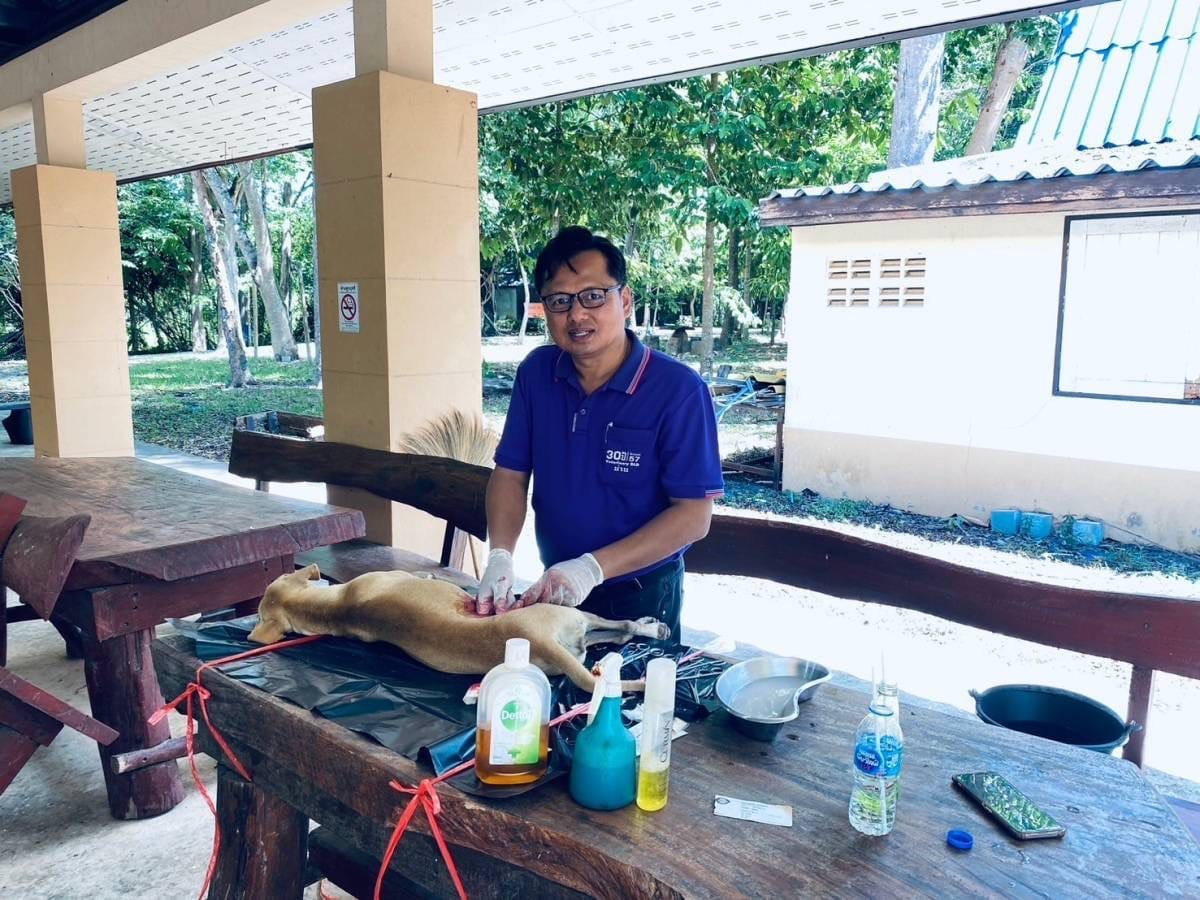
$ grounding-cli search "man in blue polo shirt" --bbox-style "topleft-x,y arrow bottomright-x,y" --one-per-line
473,226 -> 723,638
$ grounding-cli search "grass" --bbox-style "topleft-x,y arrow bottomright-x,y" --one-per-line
130,357 -> 323,460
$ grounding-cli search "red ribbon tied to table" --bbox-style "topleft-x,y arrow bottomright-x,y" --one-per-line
150,634 -> 325,900
152,632 -> 595,900
375,777 -> 467,900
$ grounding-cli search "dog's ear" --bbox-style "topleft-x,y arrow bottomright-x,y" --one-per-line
297,563 -> 321,581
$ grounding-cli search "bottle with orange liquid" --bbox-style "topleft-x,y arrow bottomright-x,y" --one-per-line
475,638 -> 551,785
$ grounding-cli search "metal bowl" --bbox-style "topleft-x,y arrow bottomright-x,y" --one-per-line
715,656 -> 832,741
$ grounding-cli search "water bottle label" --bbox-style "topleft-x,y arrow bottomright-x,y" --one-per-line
854,737 -> 902,777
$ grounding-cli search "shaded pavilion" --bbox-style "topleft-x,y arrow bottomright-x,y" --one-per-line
0,0 -> 1103,554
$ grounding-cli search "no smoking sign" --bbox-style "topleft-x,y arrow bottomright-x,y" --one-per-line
337,282 -> 360,333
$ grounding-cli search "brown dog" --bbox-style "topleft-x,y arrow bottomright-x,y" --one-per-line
248,564 -> 670,691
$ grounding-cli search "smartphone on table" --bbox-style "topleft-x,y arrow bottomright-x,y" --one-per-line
952,772 -> 1066,840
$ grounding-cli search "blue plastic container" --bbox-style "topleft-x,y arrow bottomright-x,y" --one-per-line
1021,512 -> 1054,541
989,509 -> 1022,536
1072,519 -> 1105,546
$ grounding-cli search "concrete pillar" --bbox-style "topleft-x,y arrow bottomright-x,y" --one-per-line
11,94 -> 133,457
313,1 -> 480,553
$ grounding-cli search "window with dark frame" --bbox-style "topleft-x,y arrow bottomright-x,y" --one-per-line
1056,212 -> 1200,404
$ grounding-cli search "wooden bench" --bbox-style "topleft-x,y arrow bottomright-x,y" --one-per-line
0,492 -> 116,796
1,667 -> 118,797
0,401 -> 32,445
685,511 -> 1200,769
0,492 -> 92,665
228,428 -> 489,586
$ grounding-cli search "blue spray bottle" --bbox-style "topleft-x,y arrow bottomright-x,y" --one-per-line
569,653 -> 636,811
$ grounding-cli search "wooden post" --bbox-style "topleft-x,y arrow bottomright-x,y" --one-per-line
81,627 -> 185,819
210,763 -> 309,900
1123,665 -> 1155,768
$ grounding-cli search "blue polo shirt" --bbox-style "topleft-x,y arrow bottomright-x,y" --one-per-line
495,330 -> 724,582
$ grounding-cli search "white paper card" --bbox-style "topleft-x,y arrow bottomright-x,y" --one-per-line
713,795 -> 793,827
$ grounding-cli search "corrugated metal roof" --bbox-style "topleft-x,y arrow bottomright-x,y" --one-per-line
1017,0 -> 1200,148
768,137 -> 1200,198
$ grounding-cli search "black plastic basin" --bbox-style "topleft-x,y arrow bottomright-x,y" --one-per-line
970,684 -> 1139,755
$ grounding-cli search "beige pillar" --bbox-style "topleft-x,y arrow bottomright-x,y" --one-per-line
11,95 -> 133,458
313,3 -> 481,553
352,0 -> 433,80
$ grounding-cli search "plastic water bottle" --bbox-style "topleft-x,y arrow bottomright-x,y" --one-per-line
848,701 -> 903,836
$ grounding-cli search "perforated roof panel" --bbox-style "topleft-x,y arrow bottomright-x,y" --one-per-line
0,1 -> 1103,202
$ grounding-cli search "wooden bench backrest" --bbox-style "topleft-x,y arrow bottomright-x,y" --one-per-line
228,430 -> 489,541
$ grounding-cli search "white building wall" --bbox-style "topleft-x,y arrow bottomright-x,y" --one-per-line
783,209 -> 1200,550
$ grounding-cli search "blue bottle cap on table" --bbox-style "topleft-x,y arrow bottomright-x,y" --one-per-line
946,829 -> 974,851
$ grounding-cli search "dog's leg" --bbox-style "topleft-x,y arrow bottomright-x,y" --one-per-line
580,611 -> 670,645
532,639 -> 600,692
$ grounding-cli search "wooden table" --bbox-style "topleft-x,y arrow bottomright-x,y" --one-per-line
153,634 -> 1200,899
0,457 -> 363,819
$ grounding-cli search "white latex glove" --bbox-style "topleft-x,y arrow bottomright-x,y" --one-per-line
474,548 -> 516,616
519,553 -> 604,610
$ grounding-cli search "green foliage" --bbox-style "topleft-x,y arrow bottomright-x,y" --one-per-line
0,208 -> 21,357
0,14 -> 1061,361
937,19 -> 1062,158
119,177 -> 204,353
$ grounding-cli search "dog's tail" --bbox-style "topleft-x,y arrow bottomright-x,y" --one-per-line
531,640 -> 645,694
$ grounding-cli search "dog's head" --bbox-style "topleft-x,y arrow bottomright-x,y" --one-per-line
248,563 -> 321,644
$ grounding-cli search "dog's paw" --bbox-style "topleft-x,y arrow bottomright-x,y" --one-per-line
636,616 -> 671,641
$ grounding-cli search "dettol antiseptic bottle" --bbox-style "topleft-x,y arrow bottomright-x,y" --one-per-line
475,638 -> 551,785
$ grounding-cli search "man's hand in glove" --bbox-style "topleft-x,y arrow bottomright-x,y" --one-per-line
472,548 -> 516,616
519,553 -> 604,609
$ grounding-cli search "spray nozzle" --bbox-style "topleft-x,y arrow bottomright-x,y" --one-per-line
586,652 -> 624,724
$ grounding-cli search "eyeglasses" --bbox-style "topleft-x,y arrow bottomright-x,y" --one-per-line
540,283 -> 624,314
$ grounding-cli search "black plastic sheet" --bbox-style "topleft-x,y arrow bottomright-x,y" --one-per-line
168,617 -> 725,798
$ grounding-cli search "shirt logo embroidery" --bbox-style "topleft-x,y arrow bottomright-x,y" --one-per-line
605,448 -> 642,474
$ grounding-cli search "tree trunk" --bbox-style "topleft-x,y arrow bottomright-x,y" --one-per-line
699,72 -> 720,376
513,233 -> 532,344
188,225 -> 207,352
623,214 -> 638,328
966,32 -> 1030,156
250,279 -> 259,358
721,227 -> 740,348
888,34 -> 946,168
238,162 -> 298,361
299,279 -> 310,361
743,235 -> 753,341
700,202 -> 716,376
191,171 -> 251,387
312,231 -> 322,387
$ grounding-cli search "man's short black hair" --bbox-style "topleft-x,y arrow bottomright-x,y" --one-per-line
533,226 -> 627,294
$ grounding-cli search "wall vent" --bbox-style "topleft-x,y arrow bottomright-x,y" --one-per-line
826,252 -> 926,308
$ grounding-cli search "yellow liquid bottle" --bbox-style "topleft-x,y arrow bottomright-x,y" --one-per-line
636,658 -> 676,812
475,638 -> 551,785
637,766 -> 670,811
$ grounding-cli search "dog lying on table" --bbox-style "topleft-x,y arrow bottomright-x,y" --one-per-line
248,564 -> 669,691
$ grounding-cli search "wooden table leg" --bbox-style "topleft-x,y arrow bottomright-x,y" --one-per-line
81,627 -> 185,819
1123,665 -> 1155,768
211,763 -> 309,900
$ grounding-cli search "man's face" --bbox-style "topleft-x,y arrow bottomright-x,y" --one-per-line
541,249 -> 632,362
